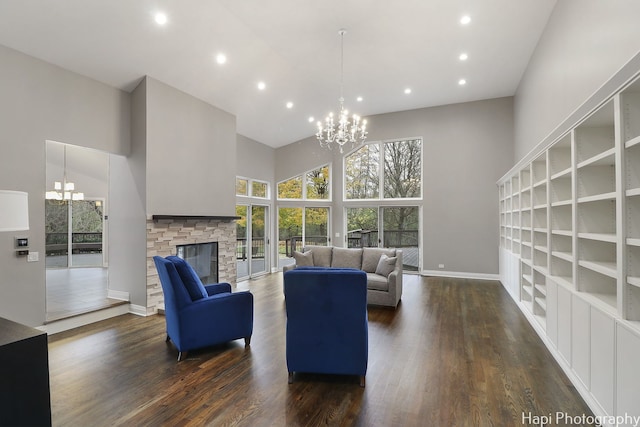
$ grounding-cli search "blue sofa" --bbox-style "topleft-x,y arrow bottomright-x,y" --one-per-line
153,255 -> 254,361
284,267 -> 368,386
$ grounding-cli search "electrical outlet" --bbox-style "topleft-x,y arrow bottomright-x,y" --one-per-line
27,252 -> 39,262
438,264 -> 445,269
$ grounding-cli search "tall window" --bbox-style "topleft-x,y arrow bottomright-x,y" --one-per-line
345,138 -> 422,200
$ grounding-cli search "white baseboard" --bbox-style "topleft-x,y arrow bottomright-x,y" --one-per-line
128,304 -> 148,317
421,270 -> 499,281
107,289 -> 130,301
40,304 -> 130,335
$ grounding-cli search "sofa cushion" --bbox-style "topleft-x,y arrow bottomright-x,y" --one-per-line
293,250 -> 314,267
366,273 -> 389,291
304,245 -> 333,267
331,247 -> 363,269
362,247 -> 396,273
375,254 -> 397,278
166,256 -> 208,301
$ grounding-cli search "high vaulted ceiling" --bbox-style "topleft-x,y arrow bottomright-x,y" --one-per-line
0,0 -> 556,148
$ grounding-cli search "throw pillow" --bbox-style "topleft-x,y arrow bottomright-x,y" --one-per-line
375,254 -> 397,278
293,250 -> 314,267
167,256 -> 208,301
304,245 -> 332,267
362,247 -> 396,273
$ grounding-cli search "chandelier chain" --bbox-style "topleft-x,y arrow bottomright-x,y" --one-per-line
316,29 -> 367,153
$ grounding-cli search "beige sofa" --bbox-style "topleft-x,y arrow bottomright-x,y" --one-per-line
283,245 -> 403,307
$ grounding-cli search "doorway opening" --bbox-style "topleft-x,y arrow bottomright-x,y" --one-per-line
45,141 -> 122,322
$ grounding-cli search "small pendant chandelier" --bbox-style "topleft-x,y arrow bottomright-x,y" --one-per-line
316,29 -> 368,153
45,145 -> 84,201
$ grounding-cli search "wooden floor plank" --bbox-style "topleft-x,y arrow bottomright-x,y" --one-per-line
47,274 -> 594,426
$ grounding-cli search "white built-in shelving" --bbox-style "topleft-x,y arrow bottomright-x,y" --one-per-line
621,79 -> 640,321
498,64 -> 640,423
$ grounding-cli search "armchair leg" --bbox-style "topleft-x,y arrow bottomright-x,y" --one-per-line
359,375 -> 366,387
177,351 -> 188,362
288,372 -> 294,384
244,336 -> 251,347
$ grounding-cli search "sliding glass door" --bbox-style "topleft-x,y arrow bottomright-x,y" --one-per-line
278,206 -> 330,269
236,204 -> 269,280
346,206 -> 420,271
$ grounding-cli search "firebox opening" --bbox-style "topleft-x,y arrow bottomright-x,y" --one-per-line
176,242 -> 219,284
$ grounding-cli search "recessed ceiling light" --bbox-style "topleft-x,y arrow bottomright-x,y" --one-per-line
286,101 -> 294,109
308,116 -> 315,123
458,79 -> 467,85
460,15 -> 471,25
154,12 -> 168,26
356,96 -> 363,102
215,53 -> 227,65
257,81 -> 266,91
404,88 -> 412,94
459,53 -> 468,61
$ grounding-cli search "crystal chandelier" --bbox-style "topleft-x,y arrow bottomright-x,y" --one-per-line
316,29 -> 367,153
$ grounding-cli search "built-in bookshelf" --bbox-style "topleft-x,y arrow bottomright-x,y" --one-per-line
498,63 -> 640,424
498,79 -> 640,321
621,78 -> 640,321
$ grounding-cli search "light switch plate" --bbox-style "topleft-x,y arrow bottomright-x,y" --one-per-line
27,252 -> 39,262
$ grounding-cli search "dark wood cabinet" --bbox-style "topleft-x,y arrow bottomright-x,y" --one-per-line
0,317 -> 52,426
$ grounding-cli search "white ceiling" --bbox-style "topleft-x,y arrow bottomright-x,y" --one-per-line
0,0 -> 556,148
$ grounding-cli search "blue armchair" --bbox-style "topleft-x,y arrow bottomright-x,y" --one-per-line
284,267 -> 368,386
153,255 -> 253,361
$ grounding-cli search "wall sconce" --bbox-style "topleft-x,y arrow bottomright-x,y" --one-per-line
0,190 -> 30,256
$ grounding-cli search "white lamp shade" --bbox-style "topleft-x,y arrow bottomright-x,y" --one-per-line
0,190 -> 29,232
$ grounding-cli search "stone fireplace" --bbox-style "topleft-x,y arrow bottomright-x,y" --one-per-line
146,216 -> 237,314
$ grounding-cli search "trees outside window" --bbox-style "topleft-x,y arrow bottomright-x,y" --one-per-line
252,181 -> 268,198
236,178 -> 248,196
238,177 -> 269,198
278,164 -> 331,200
277,176 -> 303,199
345,138 -> 421,200
383,139 -> 421,198
345,144 -> 379,199
306,165 -> 330,199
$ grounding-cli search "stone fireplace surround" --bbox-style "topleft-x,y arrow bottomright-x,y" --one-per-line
146,216 -> 238,314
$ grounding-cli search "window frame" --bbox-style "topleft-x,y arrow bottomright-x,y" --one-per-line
276,163 -> 332,201
343,137 -> 423,202
236,176 -> 270,200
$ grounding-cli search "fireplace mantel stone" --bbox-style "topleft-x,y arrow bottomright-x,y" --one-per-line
146,217 -> 237,314
152,215 -> 240,221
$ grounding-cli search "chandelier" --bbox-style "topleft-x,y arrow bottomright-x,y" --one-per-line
45,144 -> 84,201
316,29 -> 367,153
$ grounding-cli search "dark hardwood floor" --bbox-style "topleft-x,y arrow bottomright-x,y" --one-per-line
47,274 -> 594,426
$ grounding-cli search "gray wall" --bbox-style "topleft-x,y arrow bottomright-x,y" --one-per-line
0,44 -> 130,326
276,97 -> 514,275
145,77 -> 237,217
514,0 -> 640,162
108,78 -> 148,307
236,134 -> 276,184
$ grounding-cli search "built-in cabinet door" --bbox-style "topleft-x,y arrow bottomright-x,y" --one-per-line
616,323 -> 640,421
557,285 -> 572,365
546,279 -> 558,347
571,296 -> 591,390
589,307 -> 614,415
